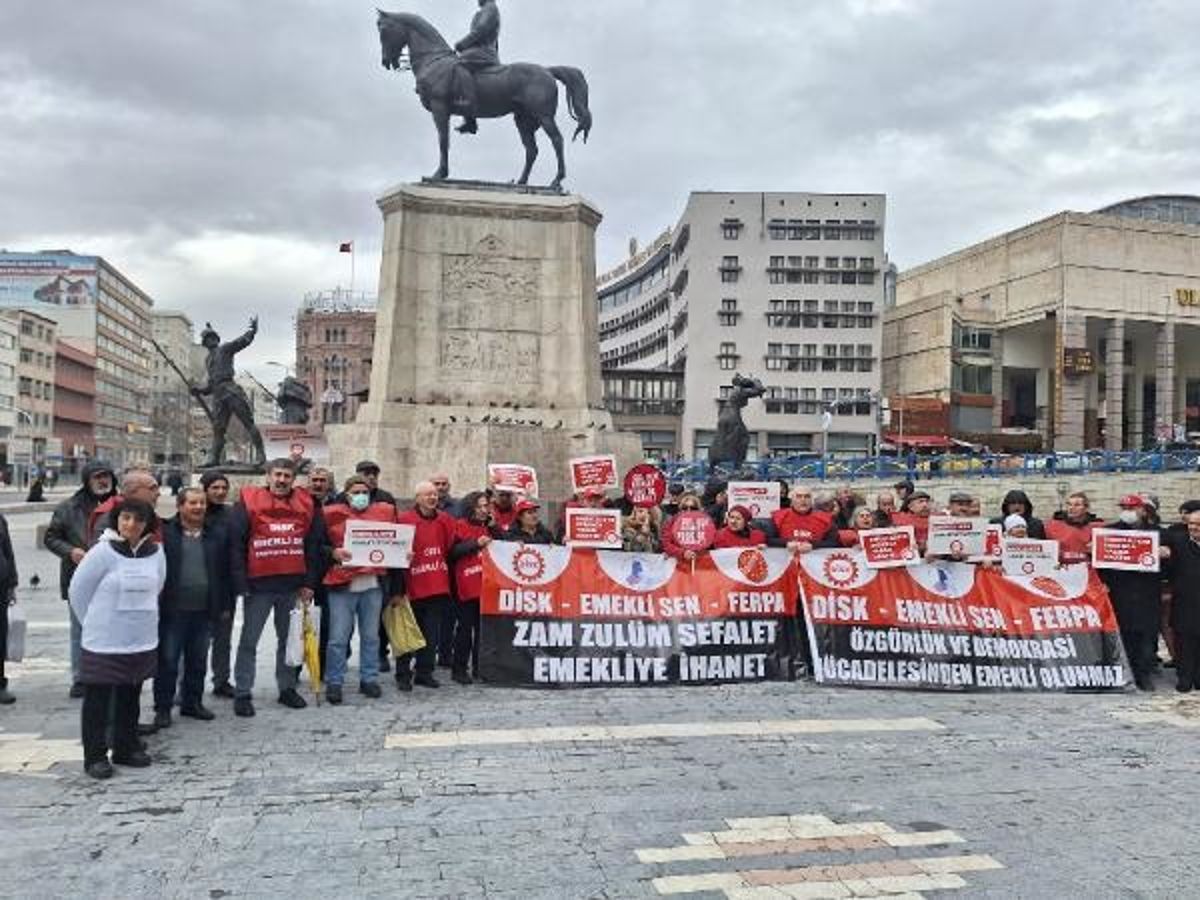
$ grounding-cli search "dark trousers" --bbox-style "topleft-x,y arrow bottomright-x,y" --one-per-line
1120,626 -> 1158,681
210,613 -> 234,687
397,596 -> 448,678
82,682 -> 141,765
1176,633 -> 1200,689
154,612 -> 212,712
438,600 -> 457,665
316,588 -> 330,676
0,599 -> 7,687
452,599 -> 480,675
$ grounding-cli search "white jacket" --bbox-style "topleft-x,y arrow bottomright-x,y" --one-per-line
68,529 -> 167,655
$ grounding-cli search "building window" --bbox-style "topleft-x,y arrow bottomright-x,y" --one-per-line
717,342 -> 739,370
720,256 -> 741,284
721,220 -> 742,240
768,220 -> 787,240
952,362 -> 993,394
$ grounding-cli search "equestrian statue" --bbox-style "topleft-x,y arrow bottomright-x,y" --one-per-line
376,2 -> 592,189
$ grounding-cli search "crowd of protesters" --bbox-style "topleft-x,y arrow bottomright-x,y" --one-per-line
1,458 -> 1199,779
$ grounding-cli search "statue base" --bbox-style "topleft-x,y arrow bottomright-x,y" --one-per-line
418,177 -> 565,197
326,182 -> 642,499
196,462 -> 265,475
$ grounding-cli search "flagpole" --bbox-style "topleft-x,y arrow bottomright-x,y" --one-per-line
350,243 -> 356,297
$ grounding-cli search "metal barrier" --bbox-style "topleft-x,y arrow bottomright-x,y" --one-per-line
658,450 -> 1200,483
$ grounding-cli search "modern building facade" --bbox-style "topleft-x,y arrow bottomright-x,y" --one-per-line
294,289 -> 376,426
885,195 -> 1200,451
4,308 -> 58,469
0,252 -> 154,467
150,311 -> 195,469
53,339 -> 97,473
0,318 -> 17,472
597,192 -> 887,459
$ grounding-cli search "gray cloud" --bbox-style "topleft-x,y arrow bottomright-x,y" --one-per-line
3,0 -> 1200,378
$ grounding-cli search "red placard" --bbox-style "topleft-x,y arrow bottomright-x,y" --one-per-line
623,464 -> 666,508
564,508 -> 623,548
666,510 -> 716,552
570,455 -> 618,493
488,464 -> 539,497
858,526 -> 918,569
1092,528 -> 1160,572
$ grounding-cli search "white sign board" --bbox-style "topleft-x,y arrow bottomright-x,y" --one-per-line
343,521 -> 415,568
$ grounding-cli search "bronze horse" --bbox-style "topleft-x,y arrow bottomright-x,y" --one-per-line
376,11 -> 592,189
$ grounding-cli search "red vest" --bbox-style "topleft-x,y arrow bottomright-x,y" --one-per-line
243,486 -> 316,580
771,508 -> 834,544
714,527 -> 767,549
322,501 -> 398,588
453,519 -> 491,601
397,508 -> 456,601
1045,517 -> 1099,565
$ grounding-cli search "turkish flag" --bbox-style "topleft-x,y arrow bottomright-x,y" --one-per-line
339,242 -> 353,253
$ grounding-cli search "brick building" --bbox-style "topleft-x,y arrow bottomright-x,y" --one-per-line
294,289 -> 376,426
53,339 -> 97,474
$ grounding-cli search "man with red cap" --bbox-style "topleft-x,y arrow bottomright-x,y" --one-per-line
504,499 -> 556,545
1100,495 -> 1170,691
714,505 -> 766,548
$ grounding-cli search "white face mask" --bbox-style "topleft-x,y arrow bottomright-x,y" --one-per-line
1118,510 -> 1139,525
349,493 -> 370,512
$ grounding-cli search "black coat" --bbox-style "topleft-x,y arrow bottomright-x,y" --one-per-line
1098,523 -> 1162,632
0,514 -> 17,597
1166,532 -> 1200,635
160,516 -> 237,621
502,523 -> 556,545
43,463 -> 116,599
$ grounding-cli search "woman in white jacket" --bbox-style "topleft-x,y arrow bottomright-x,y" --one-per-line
69,498 -> 166,780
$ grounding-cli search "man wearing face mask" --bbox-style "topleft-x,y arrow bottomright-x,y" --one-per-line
1100,495 -> 1170,691
319,476 -> 400,704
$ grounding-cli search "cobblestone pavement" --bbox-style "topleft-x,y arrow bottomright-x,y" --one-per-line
2,509 -> 1199,899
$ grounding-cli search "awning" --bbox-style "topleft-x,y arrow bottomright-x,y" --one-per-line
882,434 -> 952,449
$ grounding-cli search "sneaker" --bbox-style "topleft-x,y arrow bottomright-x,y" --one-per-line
0,687 -> 15,705
414,673 -> 441,689
378,655 -> 392,673
180,704 -> 216,721
85,760 -> 114,780
153,710 -> 172,730
360,682 -> 382,699
212,682 -> 235,699
394,673 -> 413,693
234,697 -> 256,717
326,684 -> 343,705
451,669 -> 473,686
112,750 -> 152,768
69,683 -> 85,700
278,688 -> 307,709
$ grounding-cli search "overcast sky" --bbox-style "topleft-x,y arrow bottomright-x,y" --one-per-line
3,0 -> 1198,381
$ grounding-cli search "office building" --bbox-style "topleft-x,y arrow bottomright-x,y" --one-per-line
597,192 -> 887,459
885,195 -> 1200,450
53,339 -> 97,474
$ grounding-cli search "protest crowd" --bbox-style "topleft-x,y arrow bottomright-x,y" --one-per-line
0,456 -> 1198,780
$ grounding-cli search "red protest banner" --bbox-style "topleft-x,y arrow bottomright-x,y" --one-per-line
569,455 -> 618,493
858,526 -> 918,569
1092,528 -> 1160,572
798,548 -> 1129,692
564,507 -> 622,548
623,464 -> 666,508
480,544 -> 800,686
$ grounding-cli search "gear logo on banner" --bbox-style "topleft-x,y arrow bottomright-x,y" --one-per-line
737,549 -> 770,584
512,547 -> 547,582
822,552 -> 861,588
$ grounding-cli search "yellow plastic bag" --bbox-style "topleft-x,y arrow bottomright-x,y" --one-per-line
383,597 -> 426,656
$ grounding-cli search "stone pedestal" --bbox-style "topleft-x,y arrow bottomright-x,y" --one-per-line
328,183 -> 642,500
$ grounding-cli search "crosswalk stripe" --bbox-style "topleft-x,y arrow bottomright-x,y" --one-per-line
384,717 -> 943,750
637,829 -> 964,864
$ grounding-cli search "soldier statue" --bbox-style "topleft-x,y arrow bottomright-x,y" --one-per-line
194,318 -> 266,467
276,376 -> 313,426
453,0 -> 500,135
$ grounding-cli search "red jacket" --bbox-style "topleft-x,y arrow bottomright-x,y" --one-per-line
771,508 -> 834,545
322,501 -> 398,588
242,486 -> 316,581
714,527 -> 767,549
892,511 -> 930,548
397,508 -> 456,601
1045,516 -> 1100,565
491,504 -> 517,533
451,519 -> 491,601
837,529 -> 862,548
